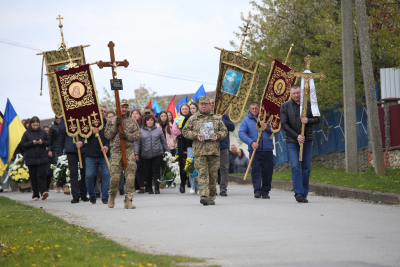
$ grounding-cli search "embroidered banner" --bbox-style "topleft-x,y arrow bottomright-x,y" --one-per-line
256,59 -> 298,132
53,64 -> 103,138
44,46 -> 86,117
214,50 -> 260,122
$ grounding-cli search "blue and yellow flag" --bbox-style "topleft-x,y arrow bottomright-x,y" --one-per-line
189,84 -> 206,104
0,99 -> 26,174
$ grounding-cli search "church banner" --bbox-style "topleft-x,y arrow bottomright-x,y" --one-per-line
44,46 -> 86,117
256,59 -> 298,132
53,64 -> 103,139
214,50 -> 260,122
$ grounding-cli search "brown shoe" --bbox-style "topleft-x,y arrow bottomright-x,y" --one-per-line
108,195 -> 116,208
41,192 -> 49,200
124,200 -> 136,209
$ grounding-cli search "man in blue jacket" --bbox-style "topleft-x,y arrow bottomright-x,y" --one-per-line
85,117 -> 111,204
239,102 -> 274,198
211,99 -> 235,196
59,118 -> 88,203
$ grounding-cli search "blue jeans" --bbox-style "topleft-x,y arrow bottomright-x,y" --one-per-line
249,151 -> 273,195
286,141 -> 313,197
85,157 -> 111,199
187,147 -> 198,191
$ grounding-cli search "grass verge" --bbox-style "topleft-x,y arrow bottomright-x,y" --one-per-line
233,165 -> 400,195
0,197 -> 218,267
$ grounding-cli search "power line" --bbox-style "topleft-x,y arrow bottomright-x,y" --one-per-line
0,38 -> 217,85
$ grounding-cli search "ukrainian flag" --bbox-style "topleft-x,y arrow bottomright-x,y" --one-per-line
0,99 -> 26,174
189,84 -> 206,104
175,96 -> 188,117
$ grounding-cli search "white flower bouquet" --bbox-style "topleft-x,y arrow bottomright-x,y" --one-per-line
159,152 -> 181,188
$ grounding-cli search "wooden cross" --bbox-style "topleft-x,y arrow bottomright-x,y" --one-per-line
288,55 -> 326,161
97,41 -> 129,168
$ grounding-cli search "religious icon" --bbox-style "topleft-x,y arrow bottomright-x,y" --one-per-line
68,82 -> 85,98
274,79 -> 286,95
199,122 -> 214,140
222,69 -> 243,96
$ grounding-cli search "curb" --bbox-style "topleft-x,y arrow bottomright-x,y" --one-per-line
228,175 -> 400,205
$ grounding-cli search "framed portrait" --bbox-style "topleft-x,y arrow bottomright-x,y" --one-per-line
222,69 -> 243,96
199,122 -> 214,140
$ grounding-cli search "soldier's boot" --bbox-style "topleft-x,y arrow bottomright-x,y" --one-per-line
124,200 -> 136,209
200,196 -> 209,206
208,200 -> 215,205
108,195 -> 116,208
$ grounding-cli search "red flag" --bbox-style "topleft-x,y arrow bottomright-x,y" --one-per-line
0,111 -> 3,135
166,95 -> 177,119
147,99 -> 153,108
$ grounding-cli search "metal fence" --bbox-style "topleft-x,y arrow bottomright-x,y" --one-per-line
274,105 -> 369,165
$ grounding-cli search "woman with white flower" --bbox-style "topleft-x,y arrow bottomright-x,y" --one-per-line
20,116 -> 50,201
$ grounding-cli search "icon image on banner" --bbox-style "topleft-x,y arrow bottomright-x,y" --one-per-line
222,69 -> 243,96
69,82 -> 85,98
274,79 -> 286,95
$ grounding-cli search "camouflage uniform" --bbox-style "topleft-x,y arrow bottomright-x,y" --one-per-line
105,108 -> 141,202
182,96 -> 228,203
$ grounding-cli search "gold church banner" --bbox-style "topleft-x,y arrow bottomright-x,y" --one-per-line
214,49 -> 260,122
44,46 -> 86,117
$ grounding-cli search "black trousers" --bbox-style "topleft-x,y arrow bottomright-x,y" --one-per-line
66,153 -> 87,199
27,164 -> 47,198
135,155 -> 145,189
179,155 -> 188,188
143,156 -> 163,189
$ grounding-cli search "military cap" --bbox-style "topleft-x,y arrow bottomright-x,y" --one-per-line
121,99 -> 129,106
199,96 -> 210,104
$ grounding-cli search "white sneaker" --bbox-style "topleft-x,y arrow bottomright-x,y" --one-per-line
32,197 -> 39,201
189,188 -> 195,194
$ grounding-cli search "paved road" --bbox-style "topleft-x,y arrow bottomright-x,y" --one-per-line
2,185 -> 400,267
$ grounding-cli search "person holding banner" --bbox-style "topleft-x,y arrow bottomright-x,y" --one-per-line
280,85 -> 320,203
59,118 -> 89,203
238,103 -> 274,199
105,99 -> 142,209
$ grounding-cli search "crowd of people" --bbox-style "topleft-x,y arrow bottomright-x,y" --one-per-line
9,85 -> 320,206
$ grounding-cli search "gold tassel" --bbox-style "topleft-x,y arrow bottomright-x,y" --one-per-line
270,132 -> 274,139
85,138 -> 88,143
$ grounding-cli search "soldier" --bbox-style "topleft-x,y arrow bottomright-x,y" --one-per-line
105,99 -> 142,209
182,96 -> 228,206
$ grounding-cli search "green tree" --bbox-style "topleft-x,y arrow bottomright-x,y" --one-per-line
233,0 -> 400,111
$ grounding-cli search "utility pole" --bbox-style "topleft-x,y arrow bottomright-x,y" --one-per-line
341,0 -> 358,172
355,0 -> 386,175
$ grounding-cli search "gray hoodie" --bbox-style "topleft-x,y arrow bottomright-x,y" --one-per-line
134,125 -> 169,159
234,154 -> 249,174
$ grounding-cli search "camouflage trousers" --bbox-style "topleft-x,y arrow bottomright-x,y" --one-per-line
194,155 -> 220,201
109,150 -> 137,202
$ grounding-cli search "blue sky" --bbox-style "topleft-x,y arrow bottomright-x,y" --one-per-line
0,0 -> 253,119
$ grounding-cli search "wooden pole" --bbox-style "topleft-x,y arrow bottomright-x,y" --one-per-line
75,135 -> 83,169
243,131 -> 263,181
97,135 -> 110,170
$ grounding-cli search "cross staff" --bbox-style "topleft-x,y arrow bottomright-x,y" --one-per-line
288,55 -> 326,161
97,41 -> 129,168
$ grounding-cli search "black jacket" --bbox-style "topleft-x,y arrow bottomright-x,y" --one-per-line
85,119 -> 110,158
59,118 -> 87,154
281,99 -> 320,143
20,126 -> 50,165
49,120 -> 60,163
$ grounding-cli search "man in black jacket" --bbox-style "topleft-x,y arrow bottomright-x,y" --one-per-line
59,118 -> 88,203
85,117 -> 111,204
281,85 -> 320,203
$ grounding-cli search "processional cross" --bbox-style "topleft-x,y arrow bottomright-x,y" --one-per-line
237,23 -> 250,56
288,55 -> 326,161
97,41 -> 129,168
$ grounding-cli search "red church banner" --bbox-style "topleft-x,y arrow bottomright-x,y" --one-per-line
53,64 -> 103,139
257,59 -> 298,132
